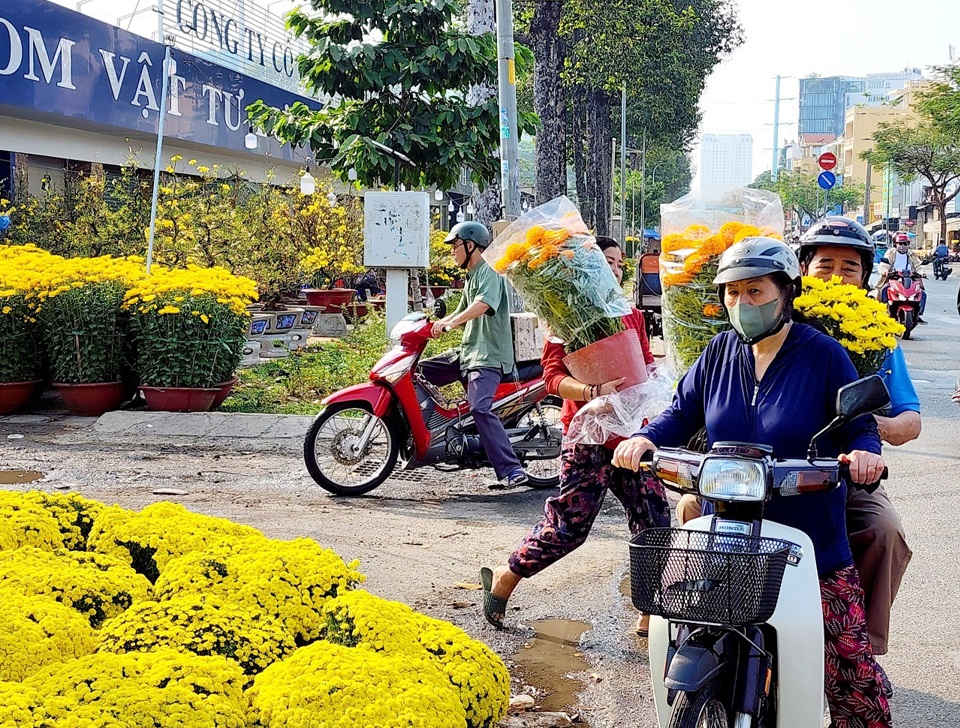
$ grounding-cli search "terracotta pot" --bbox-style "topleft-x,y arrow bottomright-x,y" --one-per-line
210,377 -> 239,410
303,288 -> 355,307
562,328 -> 648,389
54,381 -> 126,417
140,386 -> 219,413
0,380 -> 43,416
420,286 -> 449,299
451,280 -> 465,289
343,303 -> 368,319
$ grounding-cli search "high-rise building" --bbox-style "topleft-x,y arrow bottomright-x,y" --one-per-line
798,76 -> 866,137
699,134 -> 754,191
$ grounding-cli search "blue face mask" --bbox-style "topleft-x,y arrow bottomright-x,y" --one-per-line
727,298 -> 786,345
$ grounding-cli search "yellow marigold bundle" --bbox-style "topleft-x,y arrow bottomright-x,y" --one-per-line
246,640 -> 466,728
0,546 -> 151,627
22,648 -> 247,728
794,276 -> 905,377
0,493 -> 64,552
89,501 -> 263,582
98,593 -> 295,675
155,537 -> 364,644
0,590 -> 98,681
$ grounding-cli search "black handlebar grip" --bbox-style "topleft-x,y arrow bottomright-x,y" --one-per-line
839,464 -> 888,494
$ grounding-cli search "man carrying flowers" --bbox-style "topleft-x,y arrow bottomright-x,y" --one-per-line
421,221 -> 529,488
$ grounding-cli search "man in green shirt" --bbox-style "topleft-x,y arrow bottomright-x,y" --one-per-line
420,221 -> 528,487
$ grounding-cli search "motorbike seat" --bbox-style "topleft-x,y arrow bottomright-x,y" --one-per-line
514,361 -> 544,381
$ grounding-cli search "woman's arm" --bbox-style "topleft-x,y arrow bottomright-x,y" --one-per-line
542,340 -> 624,401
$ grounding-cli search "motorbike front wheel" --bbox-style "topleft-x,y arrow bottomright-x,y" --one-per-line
304,404 -> 400,496
901,310 -> 914,339
668,678 -> 733,728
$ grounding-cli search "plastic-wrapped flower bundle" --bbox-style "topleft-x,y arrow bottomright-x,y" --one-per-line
794,275 -> 904,377
485,196 -> 631,353
659,188 -> 785,374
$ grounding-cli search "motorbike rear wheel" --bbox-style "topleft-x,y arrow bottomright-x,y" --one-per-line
516,396 -> 563,489
667,678 -> 733,728
304,403 -> 400,496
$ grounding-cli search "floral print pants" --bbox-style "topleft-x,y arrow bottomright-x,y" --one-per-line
822,564 -> 894,728
509,444 -> 670,578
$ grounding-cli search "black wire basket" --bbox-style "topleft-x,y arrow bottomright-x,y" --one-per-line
629,528 -> 792,626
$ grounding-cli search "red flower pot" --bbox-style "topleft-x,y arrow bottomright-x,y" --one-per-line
210,378 -> 239,410
561,328 -> 649,389
303,288 -> 356,308
140,386 -> 219,412
54,381 -> 126,417
0,380 -> 43,416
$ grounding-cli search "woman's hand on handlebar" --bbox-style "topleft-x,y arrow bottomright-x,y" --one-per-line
839,450 -> 885,485
612,436 -> 656,471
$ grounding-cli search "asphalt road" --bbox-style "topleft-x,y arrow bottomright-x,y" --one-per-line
0,275 -> 958,727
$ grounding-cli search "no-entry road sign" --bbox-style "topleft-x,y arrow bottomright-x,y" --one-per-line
818,152 -> 838,171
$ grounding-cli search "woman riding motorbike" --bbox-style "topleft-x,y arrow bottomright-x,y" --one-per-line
614,238 -> 892,727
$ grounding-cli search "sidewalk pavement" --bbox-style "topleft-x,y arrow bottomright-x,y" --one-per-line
0,410 -> 315,452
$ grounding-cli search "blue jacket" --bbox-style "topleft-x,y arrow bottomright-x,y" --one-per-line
639,324 -> 882,575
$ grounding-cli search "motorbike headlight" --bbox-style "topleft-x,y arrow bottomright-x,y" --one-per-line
378,354 -> 417,384
698,457 -> 768,502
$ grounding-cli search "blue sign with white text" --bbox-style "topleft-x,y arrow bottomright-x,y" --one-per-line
818,171 -> 837,190
0,0 -> 317,158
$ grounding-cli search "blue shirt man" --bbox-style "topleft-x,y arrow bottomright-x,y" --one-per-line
935,243 -> 950,259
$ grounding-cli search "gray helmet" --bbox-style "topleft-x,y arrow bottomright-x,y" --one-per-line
444,221 -> 490,248
714,237 -> 802,286
798,216 -> 875,286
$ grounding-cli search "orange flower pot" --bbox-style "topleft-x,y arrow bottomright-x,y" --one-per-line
562,328 -> 648,389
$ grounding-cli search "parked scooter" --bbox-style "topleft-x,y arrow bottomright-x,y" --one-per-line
629,376 -> 889,728
303,302 -> 563,495
933,256 -> 953,281
884,269 -> 924,339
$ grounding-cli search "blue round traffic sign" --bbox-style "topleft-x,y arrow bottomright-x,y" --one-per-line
818,171 -> 837,190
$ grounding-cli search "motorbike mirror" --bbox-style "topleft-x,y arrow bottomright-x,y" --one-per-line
836,375 -> 890,421
433,297 -> 448,319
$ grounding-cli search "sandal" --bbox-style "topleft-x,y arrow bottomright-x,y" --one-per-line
480,567 -> 508,629
635,613 -> 650,637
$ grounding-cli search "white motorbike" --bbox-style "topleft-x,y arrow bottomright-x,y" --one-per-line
630,376 -> 889,728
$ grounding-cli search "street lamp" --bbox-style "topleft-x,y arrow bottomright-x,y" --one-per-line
244,126 -> 258,150
300,167 -> 316,195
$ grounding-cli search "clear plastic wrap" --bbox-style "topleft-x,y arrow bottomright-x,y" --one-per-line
484,196 -> 631,351
659,188 -> 785,374
564,369 -> 676,448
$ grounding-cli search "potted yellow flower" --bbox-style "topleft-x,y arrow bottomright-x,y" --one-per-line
0,245 -> 46,414
124,265 -> 257,411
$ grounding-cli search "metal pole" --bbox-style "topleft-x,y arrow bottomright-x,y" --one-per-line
610,139 -> 616,233
495,0 -> 520,221
771,75 -> 781,183
639,131 -> 646,243
864,162 -> 872,224
146,44 -> 172,275
885,162 -> 891,237
620,83 -> 627,242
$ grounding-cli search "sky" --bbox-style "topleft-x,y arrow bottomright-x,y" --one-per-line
696,0 -> 960,184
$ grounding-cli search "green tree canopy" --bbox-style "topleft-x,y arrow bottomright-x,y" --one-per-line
247,0 -> 535,191
753,169 -> 864,224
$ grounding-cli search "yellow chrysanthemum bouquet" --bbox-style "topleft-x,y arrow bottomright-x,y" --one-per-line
659,188 -> 786,374
484,196 -> 631,353
794,275 -> 905,377
123,265 -> 257,388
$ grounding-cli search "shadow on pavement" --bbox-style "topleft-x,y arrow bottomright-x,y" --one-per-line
893,687 -> 960,727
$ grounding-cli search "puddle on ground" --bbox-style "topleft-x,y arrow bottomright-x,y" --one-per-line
511,618 -> 592,723
0,470 -> 44,484
619,574 -> 631,598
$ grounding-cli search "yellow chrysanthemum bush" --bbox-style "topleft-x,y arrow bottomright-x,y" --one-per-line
97,593 -> 296,675
794,276 -> 905,377
88,501 -> 263,582
0,680 -> 44,728
0,546 -> 151,627
123,264 -> 257,388
246,640 -> 467,728
155,537 -> 364,644
322,590 -> 510,728
0,492 -> 65,552
0,245 -> 47,384
0,589 -> 98,681
23,648 -> 248,728
22,490 -> 104,551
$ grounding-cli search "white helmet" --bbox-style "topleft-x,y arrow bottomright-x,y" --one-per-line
713,237 -> 802,289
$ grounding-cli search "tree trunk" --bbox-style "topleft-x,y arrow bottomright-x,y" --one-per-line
585,89 -> 612,235
571,84 -> 587,215
529,0 -> 566,205
467,0 -> 501,229
938,199 -> 948,245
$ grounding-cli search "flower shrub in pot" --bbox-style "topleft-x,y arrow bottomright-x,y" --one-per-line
125,265 -> 257,411
35,253 -> 142,416
0,245 -> 46,414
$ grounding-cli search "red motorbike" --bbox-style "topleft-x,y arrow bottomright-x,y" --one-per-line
304,309 -> 563,495
885,269 -> 924,339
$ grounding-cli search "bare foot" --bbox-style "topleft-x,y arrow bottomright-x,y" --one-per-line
491,565 -> 522,601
